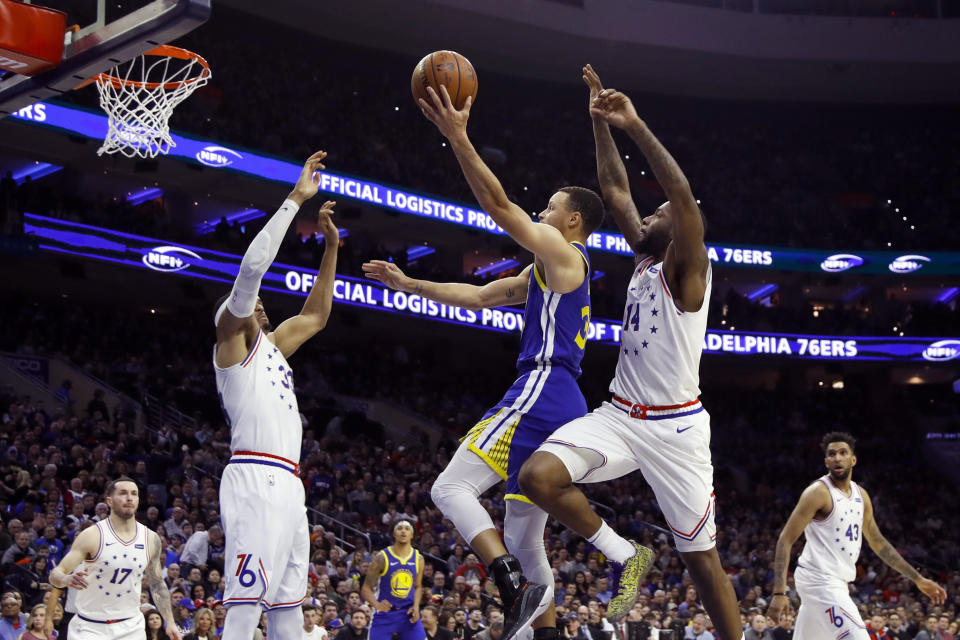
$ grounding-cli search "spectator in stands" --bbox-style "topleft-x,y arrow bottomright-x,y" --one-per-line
337,610 -> 368,640
1,533 -> 33,566
15,603 -> 53,640
744,614 -> 773,640
302,603 -> 327,640
0,592 -> 27,640
453,556 -> 485,588
914,616 -> 940,640
684,613 -> 714,640
178,525 -> 224,575
145,608 -> 166,640
183,606 -> 217,640
472,620 -> 503,640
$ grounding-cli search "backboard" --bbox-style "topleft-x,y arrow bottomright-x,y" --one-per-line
0,0 -> 210,117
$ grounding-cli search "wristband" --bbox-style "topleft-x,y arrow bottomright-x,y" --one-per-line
772,591 -> 786,596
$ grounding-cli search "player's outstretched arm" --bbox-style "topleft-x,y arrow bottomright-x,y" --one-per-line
584,65 -> 644,257
862,489 -> 946,605
418,86 -> 582,275
272,200 -> 339,358
215,151 -> 328,363
768,482 -> 830,622
363,261 -> 530,310
145,531 -> 182,640
49,525 -> 99,589
362,552 -> 392,613
592,89 -> 708,310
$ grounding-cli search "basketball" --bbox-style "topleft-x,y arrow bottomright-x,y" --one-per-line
411,50 -> 478,110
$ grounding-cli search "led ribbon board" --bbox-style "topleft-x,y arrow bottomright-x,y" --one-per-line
8,102 -> 960,274
20,213 -> 960,362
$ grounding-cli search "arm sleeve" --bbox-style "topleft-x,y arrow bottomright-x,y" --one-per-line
215,199 -> 301,325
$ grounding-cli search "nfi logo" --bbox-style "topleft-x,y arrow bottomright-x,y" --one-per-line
922,339 -> 960,362
196,145 -> 243,167
820,254 -> 864,273
888,255 -> 930,274
142,246 -> 202,272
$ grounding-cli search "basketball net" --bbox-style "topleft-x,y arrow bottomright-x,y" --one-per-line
95,45 -> 211,159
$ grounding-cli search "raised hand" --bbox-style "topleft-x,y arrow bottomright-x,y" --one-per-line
418,85 -> 473,141
362,260 -> 411,292
583,64 -> 604,111
315,200 -> 338,245
590,88 -> 641,131
289,150 -> 328,206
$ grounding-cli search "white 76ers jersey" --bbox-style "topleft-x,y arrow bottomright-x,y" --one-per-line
797,476 -> 865,583
214,330 -> 302,462
76,520 -> 150,619
610,258 -> 712,406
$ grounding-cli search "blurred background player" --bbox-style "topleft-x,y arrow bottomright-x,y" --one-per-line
520,67 -> 741,638
362,521 -> 425,640
365,84 -> 604,640
49,477 -> 179,640
213,151 -> 340,638
768,432 -> 946,639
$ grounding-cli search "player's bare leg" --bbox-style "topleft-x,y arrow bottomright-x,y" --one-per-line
679,550 -> 742,640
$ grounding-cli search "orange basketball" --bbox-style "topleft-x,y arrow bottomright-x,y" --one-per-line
411,50 -> 478,110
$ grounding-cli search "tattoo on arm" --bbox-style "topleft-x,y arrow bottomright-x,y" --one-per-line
875,538 -> 921,581
628,123 -> 689,197
505,288 -> 515,298
772,543 -> 789,592
145,534 -> 176,625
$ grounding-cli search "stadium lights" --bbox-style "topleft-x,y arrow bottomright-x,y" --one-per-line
195,208 -> 265,234
11,162 -> 62,185
476,258 -> 521,277
127,188 -> 163,206
936,287 -> 959,304
406,245 -> 435,261
747,283 -> 778,302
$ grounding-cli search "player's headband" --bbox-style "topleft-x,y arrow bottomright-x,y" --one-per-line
394,520 -> 414,533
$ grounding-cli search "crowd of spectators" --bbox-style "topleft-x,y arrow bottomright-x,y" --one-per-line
0,293 -> 958,639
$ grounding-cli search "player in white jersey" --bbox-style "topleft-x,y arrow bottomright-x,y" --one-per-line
768,432 -> 946,639
517,67 -> 743,639
213,151 -> 340,640
48,477 -> 179,640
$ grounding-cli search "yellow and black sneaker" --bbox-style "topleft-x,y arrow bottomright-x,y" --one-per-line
605,541 -> 655,622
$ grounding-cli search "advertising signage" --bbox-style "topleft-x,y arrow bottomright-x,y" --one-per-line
8,103 -> 960,275
20,213 -> 959,362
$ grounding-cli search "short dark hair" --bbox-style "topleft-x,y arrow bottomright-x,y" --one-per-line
559,186 -> 605,237
421,605 -> 439,618
302,603 -> 318,613
820,432 -> 856,455
106,477 -> 138,496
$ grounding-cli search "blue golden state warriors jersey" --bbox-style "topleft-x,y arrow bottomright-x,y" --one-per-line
516,243 -> 591,378
378,547 -> 419,609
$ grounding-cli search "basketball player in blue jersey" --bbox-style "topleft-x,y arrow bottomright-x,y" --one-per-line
364,85 -> 605,640
362,521 -> 426,640
768,432 -> 945,639
49,477 -> 179,640
518,67 -> 741,639
213,151 -> 340,639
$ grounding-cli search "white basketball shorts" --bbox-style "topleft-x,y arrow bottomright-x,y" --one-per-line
537,399 -> 716,552
220,452 -> 310,610
794,566 -> 869,640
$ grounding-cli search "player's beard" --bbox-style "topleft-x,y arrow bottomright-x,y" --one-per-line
634,229 -> 669,259
829,466 -> 851,482
113,506 -> 137,521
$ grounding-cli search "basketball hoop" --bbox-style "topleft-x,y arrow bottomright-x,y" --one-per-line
95,45 -> 211,158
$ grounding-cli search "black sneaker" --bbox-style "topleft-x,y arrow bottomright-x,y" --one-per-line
501,581 -> 549,640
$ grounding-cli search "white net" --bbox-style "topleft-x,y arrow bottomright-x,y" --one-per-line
95,48 -> 210,158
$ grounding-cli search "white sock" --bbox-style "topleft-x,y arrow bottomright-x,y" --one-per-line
587,521 -> 635,564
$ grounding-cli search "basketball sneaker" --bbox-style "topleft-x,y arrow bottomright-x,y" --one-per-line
605,541 -> 655,622
502,580 -> 549,640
